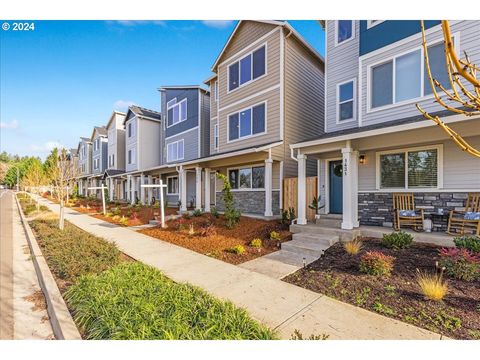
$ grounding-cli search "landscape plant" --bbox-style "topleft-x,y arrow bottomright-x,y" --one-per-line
216,173 -> 240,229
308,196 -> 324,217
211,206 -> 220,218
453,235 -> 480,253
359,251 -> 395,276
269,231 -> 281,241
192,209 -> 202,217
250,238 -> 262,248
281,207 -> 296,227
229,245 -> 245,255
416,268 -> 448,301
381,231 -> 413,249
439,248 -> 480,281
344,237 -> 363,255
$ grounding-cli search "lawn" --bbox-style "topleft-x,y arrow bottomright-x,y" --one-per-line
139,213 -> 291,264
23,195 -> 275,340
283,236 -> 480,340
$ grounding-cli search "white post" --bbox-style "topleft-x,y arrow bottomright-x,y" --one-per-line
352,150 -> 359,228
147,175 -> 153,205
101,184 -> 106,215
109,178 -> 114,201
264,158 -> 273,217
140,174 -> 145,205
195,167 -> 202,210
204,168 -> 211,213
159,180 -> 165,228
341,145 -> 356,230
180,168 -> 187,212
130,176 -> 136,205
126,175 -> 131,202
297,154 -> 307,225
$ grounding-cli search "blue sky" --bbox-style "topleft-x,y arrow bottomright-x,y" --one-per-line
0,20 -> 325,159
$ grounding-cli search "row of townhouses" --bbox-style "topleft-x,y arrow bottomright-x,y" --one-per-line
72,20 -> 480,230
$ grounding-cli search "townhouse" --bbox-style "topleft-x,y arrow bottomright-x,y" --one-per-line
87,126 -> 109,197
76,137 -> 92,196
292,20 -> 480,230
104,111 -> 127,200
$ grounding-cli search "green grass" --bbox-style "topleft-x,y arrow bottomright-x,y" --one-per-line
30,218 -> 121,282
64,262 -> 277,340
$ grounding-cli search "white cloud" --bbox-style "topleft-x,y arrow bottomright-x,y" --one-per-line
201,20 -> 234,29
113,100 -> 136,111
0,119 -> 19,129
29,141 -> 64,153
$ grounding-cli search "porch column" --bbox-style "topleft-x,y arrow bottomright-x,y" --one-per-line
130,176 -> 136,205
264,158 -> 273,217
195,167 -> 202,210
140,174 -> 146,205
341,146 -> 359,229
204,168 -> 211,213
126,175 -> 131,202
180,168 -> 187,212
297,154 -> 307,225
109,178 -> 114,201
147,175 -> 153,205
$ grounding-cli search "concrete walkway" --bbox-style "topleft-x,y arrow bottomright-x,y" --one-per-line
34,194 -> 445,340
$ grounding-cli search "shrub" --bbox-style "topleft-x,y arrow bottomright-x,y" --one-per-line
250,238 -> 262,248
359,251 -> 395,276
211,207 -> 220,218
64,262 -> 276,340
112,207 -> 121,216
416,270 -> 448,301
229,245 -> 245,255
270,231 -> 281,241
216,173 -> 241,229
439,248 -> 480,281
112,215 -> 121,222
381,231 -> 413,249
192,209 -> 202,217
199,224 -> 216,237
344,237 -> 363,255
281,207 -> 296,226
119,216 -> 129,226
30,218 -> 121,282
188,224 -> 195,236
453,235 -> 480,253
290,329 -> 329,340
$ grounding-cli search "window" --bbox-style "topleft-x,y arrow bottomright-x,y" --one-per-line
128,148 -> 135,165
336,20 -> 353,45
167,176 -> 179,195
167,140 -> 184,162
378,146 -> 440,189
367,20 -> 384,28
228,103 -> 266,141
228,45 -> 266,91
214,124 -> 219,149
94,158 -> 98,170
369,38 -> 454,110
167,98 -> 187,127
128,122 -> 133,138
337,80 -> 355,121
228,166 -> 265,190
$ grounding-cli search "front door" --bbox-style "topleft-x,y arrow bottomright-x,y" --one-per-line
329,160 -> 343,214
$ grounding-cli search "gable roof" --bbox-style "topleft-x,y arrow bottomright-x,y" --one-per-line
90,126 -> 108,141
106,111 -> 126,130
123,105 -> 162,124
211,20 -> 324,72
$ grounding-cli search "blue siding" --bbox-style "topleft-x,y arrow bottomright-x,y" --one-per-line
359,20 -> 441,55
164,89 -> 199,138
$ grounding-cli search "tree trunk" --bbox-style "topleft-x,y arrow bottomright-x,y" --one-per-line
59,199 -> 65,230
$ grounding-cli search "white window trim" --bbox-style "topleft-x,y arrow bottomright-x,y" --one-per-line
227,163 -> 266,192
167,98 -> 188,128
213,123 -> 219,150
127,148 -> 136,165
375,144 -> 443,190
336,78 -> 356,124
226,101 -> 267,144
166,139 -> 185,163
214,81 -> 219,102
166,175 -> 179,195
366,33 -> 460,114
366,20 -> 385,29
334,20 -> 355,47
167,98 -> 177,108
227,43 -> 268,94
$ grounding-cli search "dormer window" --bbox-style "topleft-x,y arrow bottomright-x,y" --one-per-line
336,20 -> 354,45
228,45 -> 266,92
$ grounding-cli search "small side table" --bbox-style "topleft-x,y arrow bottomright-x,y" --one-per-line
429,212 -> 449,232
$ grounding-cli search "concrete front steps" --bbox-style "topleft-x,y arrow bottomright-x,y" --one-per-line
239,233 -> 339,279
290,222 -> 361,242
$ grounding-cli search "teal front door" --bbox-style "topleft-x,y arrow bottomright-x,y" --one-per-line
329,160 -> 343,214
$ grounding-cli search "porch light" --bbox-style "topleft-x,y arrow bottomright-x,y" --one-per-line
359,154 -> 366,164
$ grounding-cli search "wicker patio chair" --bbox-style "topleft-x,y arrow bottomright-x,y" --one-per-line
392,193 -> 424,231
447,193 -> 480,236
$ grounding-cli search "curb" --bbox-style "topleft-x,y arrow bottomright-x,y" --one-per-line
14,194 -> 82,340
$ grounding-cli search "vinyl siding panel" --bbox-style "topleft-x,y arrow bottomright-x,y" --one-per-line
325,20 -> 360,133
209,79 -> 218,118
138,119 -> 161,170
200,90 -> 211,158
165,128 -> 198,164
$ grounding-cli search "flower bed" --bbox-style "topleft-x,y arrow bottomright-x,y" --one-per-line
283,238 -> 480,340
139,214 -> 291,265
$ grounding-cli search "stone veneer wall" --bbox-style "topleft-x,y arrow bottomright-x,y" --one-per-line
215,190 -> 280,216
358,192 -> 470,231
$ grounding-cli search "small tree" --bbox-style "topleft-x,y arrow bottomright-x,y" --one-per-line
216,172 -> 240,229
308,196 -> 325,217
22,158 -> 46,210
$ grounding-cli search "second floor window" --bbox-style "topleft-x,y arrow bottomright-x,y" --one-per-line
228,45 -> 266,91
128,148 -> 135,165
228,103 -> 266,141
214,124 -> 219,149
336,20 -> 354,45
167,139 -> 184,162
337,80 -> 355,121
370,39 -> 451,110
167,98 -> 187,127
128,122 -> 133,138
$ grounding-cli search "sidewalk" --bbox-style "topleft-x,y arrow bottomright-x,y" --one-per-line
34,195 -> 444,340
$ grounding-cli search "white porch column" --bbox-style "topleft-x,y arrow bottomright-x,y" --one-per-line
195,167 -> 202,210
264,158 -> 273,217
140,174 -> 145,205
126,175 -> 131,202
130,176 -> 136,205
180,168 -> 187,212
204,168 -> 211,213
147,175 -> 153,205
109,178 -> 114,201
341,145 -> 359,229
297,154 -> 307,225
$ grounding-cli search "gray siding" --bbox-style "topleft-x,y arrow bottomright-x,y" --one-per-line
138,119 -> 161,170
163,89 -> 199,138
164,127 -> 198,164
200,90 -> 211,158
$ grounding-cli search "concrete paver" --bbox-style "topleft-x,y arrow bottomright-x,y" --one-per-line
34,194 -> 444,340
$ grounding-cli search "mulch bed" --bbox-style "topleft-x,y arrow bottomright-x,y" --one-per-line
283,238 -> 480,340
139,214 -> 291,265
